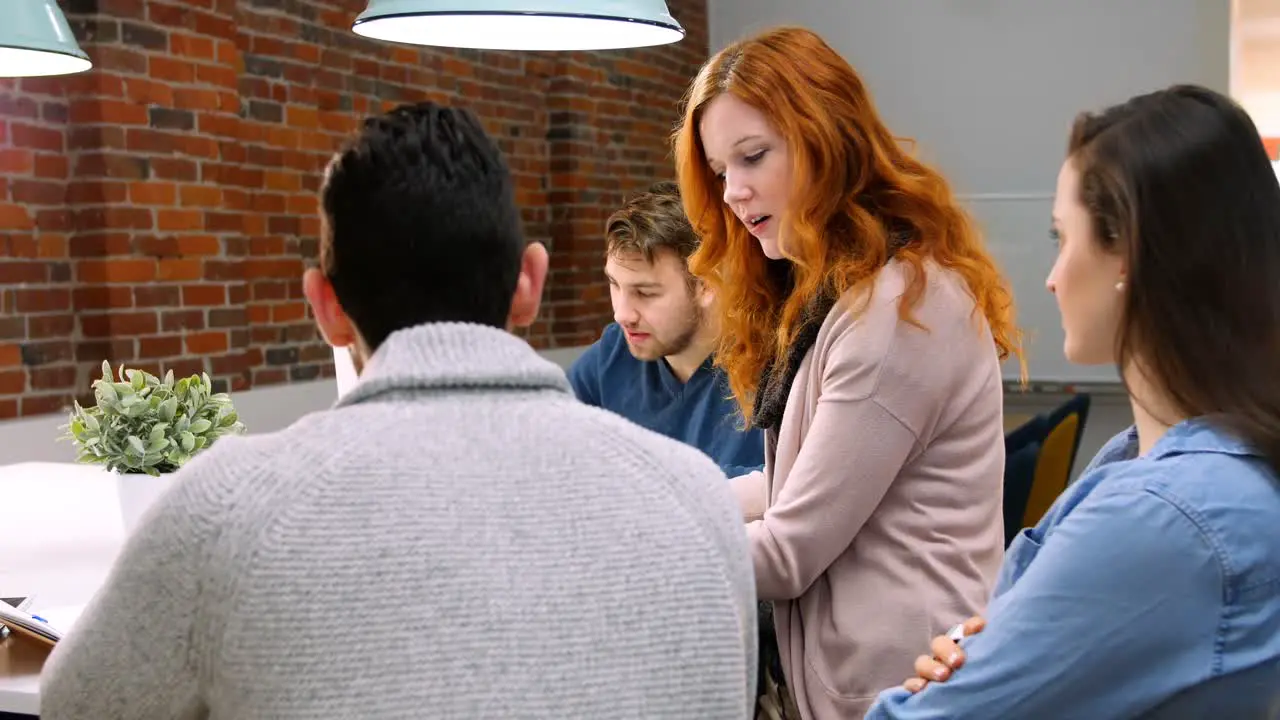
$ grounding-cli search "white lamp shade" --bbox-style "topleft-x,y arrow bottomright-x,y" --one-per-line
352,0 -> 684,51
0,0 -> 92,77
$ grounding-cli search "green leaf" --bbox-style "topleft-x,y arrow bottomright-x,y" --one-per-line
218,411 -> 239,427
101,360 -> 112,381
164,369 -> 175,387
83,412 -> 100,432
126,435 -> 145,455
148,424 -> 168,443
180,431 -> 196,452
160,397 -> 178,422
189,418 -> 212,434
95,382 -> 118,404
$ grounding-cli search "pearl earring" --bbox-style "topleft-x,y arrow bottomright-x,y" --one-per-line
1115,281 -> 1125,292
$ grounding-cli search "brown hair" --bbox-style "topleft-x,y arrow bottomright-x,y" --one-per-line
1069,84 -> 1280,471
673,26 -> 1024,418
605,180 -> 699,264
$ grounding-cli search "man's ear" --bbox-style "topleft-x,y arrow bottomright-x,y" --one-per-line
694,276 -> 716,310
508,242 -> 549,329
302,267 -> 358,348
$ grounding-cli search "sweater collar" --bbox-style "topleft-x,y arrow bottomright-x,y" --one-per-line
335,322 -> 571,407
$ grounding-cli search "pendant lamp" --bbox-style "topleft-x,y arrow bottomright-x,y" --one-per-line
352,0 -> 684,51
0,0 -> 92,77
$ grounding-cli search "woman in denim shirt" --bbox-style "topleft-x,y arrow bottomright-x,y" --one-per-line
866,85 -> 1280,718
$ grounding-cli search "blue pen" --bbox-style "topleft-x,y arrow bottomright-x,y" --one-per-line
31,615 -> 48,624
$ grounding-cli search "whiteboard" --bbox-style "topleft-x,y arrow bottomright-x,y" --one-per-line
961,193 -> 1121,385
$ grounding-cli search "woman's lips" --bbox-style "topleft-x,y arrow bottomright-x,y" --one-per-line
748,216 -> 772,235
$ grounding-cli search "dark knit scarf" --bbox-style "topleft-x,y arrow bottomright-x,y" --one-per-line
749,229 -> 912,433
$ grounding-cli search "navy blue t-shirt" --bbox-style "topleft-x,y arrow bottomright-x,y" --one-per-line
567,323 -> 765,477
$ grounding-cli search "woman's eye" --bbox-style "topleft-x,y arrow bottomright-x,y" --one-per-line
744,150 -> 765,164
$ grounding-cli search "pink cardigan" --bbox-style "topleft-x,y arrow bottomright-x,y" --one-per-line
732,259 -> 1006,718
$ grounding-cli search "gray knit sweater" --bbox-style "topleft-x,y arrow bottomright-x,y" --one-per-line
39,323 -> 757,719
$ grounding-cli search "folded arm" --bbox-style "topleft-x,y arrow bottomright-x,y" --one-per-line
864,489 -> 1224,719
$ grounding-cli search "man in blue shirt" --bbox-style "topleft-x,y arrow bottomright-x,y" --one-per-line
568,181 -> 764,477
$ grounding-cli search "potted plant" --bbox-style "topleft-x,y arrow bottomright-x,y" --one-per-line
63,361 -> 246,532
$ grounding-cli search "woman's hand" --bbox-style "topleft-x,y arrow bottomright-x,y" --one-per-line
903,615 -> 986,693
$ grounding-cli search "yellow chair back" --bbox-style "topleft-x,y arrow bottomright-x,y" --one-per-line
1022,411 -> 1080,528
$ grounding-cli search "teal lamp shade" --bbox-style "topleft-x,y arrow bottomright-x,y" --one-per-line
352,0 -> 684,51
0,0 -> 92,77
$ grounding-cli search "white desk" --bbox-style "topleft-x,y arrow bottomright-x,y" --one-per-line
0,463 -> 127,716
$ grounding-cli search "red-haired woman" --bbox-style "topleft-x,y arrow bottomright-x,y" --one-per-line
674,26 -> 1023,719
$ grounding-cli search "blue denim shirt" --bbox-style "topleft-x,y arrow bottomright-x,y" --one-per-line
866,418 -> 1280,719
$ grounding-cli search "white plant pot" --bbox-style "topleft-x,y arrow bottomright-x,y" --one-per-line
115,471 -> 177,535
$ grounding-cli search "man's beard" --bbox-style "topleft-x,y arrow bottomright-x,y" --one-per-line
627,302 -> 703,361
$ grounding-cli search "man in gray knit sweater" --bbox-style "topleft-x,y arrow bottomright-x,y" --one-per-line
39,102 -> 757,719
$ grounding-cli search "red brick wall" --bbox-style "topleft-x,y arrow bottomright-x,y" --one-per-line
0,0 -> 708,420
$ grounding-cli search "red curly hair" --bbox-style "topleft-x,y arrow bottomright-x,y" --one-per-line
673,26 -> 1025,420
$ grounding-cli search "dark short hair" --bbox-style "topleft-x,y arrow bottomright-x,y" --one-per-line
320,101 -> 524,350
1069,84 -> 1280,470
605,180 -> 699,265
